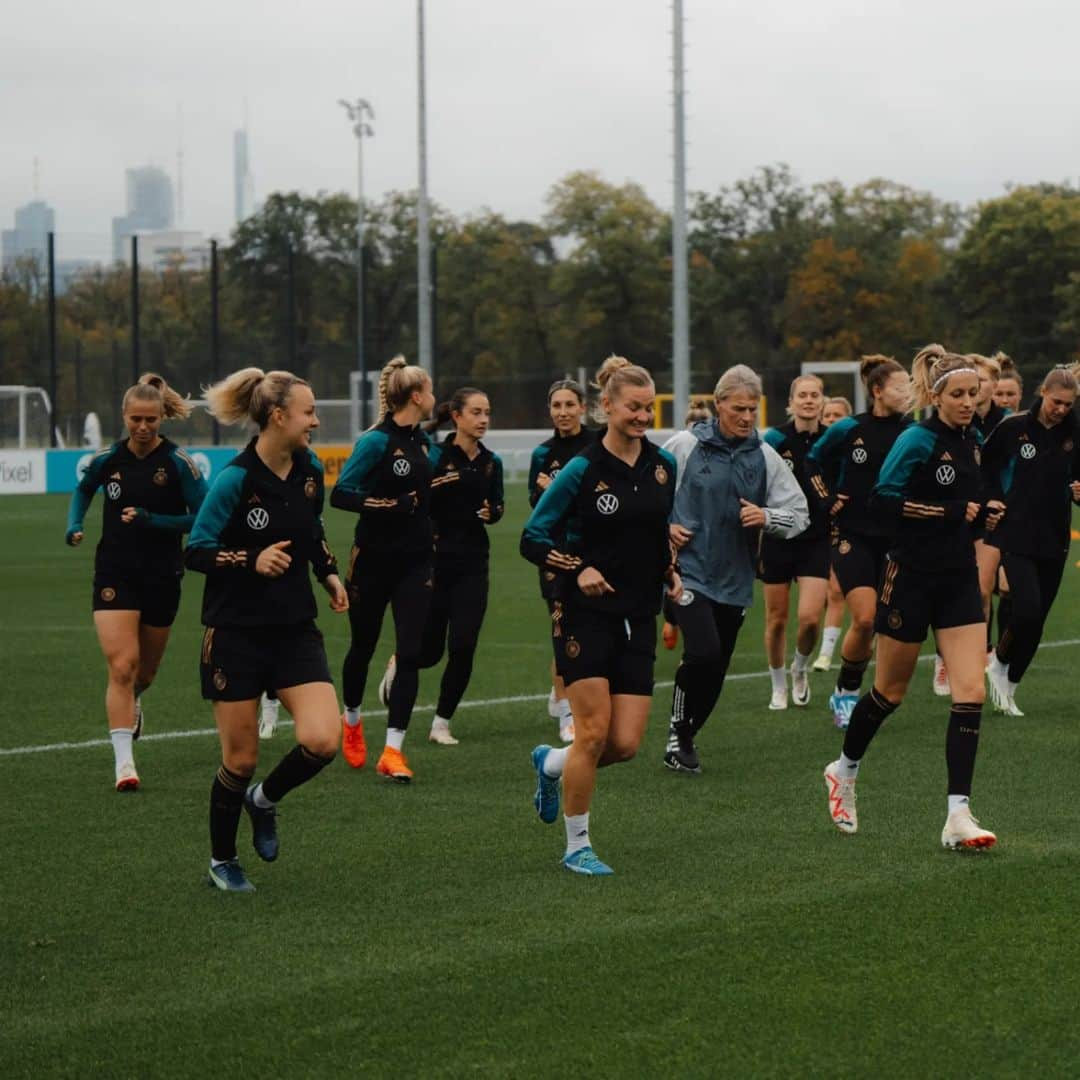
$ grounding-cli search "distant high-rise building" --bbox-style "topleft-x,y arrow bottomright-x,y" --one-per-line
112,166 -> 175,262
2,199 -> 55,269
234,128 -> 255,225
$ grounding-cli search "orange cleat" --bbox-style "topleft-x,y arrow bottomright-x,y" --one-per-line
662,622 -> 679,650
376,746 -> 413,783
342,715 -> 367,769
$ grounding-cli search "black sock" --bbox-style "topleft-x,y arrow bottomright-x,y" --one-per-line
842,688 -> 899,761
946,703 -> 982,797
210,763 -> 252,862
837,654 -> 870,693
261,744 -> 336,804
996,595 -> 1012,646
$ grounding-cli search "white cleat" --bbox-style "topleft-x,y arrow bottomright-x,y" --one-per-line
932,655 -> 951,697
547,689 -> 561,720
790,666 -> 811,707
941,805 -> 997,850
559,722 -> 575,744
258,694 -> 280,740
768,688 -> 788,711
378,654 -> 397,708
823,761 -> 857,833
811,654 -> 832,673
1003,694 -> 1024,718
986,659 -> 1011,713
115,762 -> 140,793
428,722 -> 459,746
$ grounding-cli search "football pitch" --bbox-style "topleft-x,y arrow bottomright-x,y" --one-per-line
3,488 -> 1080,1078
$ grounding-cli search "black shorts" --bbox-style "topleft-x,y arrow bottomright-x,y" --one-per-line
92,571 -> 182,628
831,531 -> 892,596
758,535 -> 830,585
875,559 -> 985,644
551,602 -> 657,696
200,621 -> 332,702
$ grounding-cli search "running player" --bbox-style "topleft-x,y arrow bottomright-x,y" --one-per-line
332,356 -> 435,782
65,373 -> 206,791
528,379 -> 595,744
186,368 -> 347,892
522,356 -> 681,875
993,356 -> 1023,413
806,356 -> 912,728
983,366 -> 1080,715
661,365 -> 809,773
760,374 -> 829,709
812,397 -> 853,672
823,346 -> 1003,850
411,388 -> 504,745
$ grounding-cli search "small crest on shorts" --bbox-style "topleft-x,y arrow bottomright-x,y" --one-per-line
655,465 -> 668,485
887,610 -> 903,631
304,476 -> 317,499
213,669 -> 228,691
100,587 -> 116,602
565,638 -> 581,659
838,540 -> 852,555
153,467 -> 168,486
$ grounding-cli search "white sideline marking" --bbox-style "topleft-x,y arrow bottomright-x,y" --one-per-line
3,637 -> 1079,760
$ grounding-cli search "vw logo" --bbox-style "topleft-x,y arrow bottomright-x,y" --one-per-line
247,507 -> 270,530
935,464 -> 956,486
1020,443 -> 1037,460
393,458 -> 412,477
784,457 -> 795,471
106,482 -> 121,500
596,493 -> 619,515
851,448 -> 868,465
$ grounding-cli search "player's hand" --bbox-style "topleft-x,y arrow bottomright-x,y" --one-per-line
67,531 -> 84,547
577,566 -> 615,597
323,574 -> 349,612
1071,480 -> 1080,502
739,498 -> 766,528
665,570 -> 683,604
255,540 -> 292,577
536,472 -> 552,491
477,499 -> 491,522
120,506 -> 141,524
829,494 -> 850,516
964,501 -> 981,523
984,499 -> 1006,531
669,523 -> 693,549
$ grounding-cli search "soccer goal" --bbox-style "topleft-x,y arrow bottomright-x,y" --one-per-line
799,361 -> 867,413
0,386 -> 60,448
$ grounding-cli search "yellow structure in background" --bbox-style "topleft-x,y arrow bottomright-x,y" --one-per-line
654,393 -> 768,429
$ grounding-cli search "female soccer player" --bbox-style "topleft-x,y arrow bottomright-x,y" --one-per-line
823,346 -> 1004,850
66,373 -> 206,791
760,374 -> 829,709
661,365 -> 809,773
411,388 -> 504,745
806,357 -> 912,727
186,368 -> 347,892
812,397 -> 853,672
528,378 -> 595,744
993,357 -> 1023,413
332,356 -> 435,782
522,357 -> 681,875
983,366 -> 1080,715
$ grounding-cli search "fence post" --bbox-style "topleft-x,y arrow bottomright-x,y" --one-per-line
210,239 -> 221,445
286,244 -> 297,370
131,235 -> 140,382
47,232 -> 58,447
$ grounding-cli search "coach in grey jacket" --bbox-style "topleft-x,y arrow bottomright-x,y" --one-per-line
661,364 -> 809,774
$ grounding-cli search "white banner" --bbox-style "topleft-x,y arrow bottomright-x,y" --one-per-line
0,450 -> 47,494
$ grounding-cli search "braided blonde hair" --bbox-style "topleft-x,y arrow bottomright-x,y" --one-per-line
373,355 -> 430,425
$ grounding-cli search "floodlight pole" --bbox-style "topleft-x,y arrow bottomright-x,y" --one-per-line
417,0 -> 433,379
672,0 -> 690,425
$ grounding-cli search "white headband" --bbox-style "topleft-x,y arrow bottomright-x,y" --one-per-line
932,367 -> 978,392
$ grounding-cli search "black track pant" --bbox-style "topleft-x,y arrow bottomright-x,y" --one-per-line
419,559 -> 489,720
343,554 -> 432,730
670,593 -> 745,735
996,552 -> 1065,684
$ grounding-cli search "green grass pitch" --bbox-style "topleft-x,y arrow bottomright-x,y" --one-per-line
3,489 -> 1080,1078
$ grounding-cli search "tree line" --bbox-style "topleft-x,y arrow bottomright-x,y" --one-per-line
3,164 -> 1080,437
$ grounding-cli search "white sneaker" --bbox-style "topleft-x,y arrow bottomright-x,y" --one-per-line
986,659 -> 1011,713
259,694 -> 280,740
768,688 -> 788,711
547,688 -> 561,719
1004,693 -> 1024,718
378,654 -> 397,707
811,654 -> 832,672
428,722 -> 459,746
559,722 -> 575,743
932,655 -> 951,697
941,804 -> 997,850
790,665 -> 810,707
823,761 -> 857,833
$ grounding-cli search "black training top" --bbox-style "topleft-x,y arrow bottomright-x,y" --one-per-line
761,421 -> 827,542
185,440 -> 338,627
527,427 -> 597,507
65,437 -> 208,576
973,401 -> 1009,440
521,437 -> 678,617
428,434 -> 505,566
981,409 -> 1080,560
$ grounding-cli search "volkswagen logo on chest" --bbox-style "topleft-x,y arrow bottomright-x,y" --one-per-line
596,493 -> 619,515
851,448 -> 868,465
106,482 -> 122,500
1020,442 -> 1037,460
393,458 -> 412,477
247,507 -> 270,530
935,464 -> 956,486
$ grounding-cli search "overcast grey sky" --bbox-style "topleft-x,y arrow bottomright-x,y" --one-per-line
4,0 -> 1079,258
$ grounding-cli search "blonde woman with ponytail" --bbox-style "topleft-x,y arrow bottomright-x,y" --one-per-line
823,345 -> 1002,851
331,355 -> 436,782
65,373 -> 207,792
186,367 -> 347,892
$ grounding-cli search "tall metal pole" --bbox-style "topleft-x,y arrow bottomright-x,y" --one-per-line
210,239 -> 221,445
671,0 -> 690,426
47,232 -> 58,447
286,244 -> 297,370
131,234 -> 140,382
416,0 -> 433,377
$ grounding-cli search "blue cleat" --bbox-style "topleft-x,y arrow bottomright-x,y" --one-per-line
244,788 -> 279,862
828,690 -> 858,730
206,858 -> 256,893
562,847 -> 614,876
531,744 -> 560,824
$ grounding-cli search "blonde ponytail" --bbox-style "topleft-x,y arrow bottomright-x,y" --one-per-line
122,372 -> 193,421
203,367 -> 309,428
910,344 -> 973,409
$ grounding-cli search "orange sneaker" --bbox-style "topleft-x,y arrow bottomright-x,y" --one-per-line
376,746 -> 413,783
342,715 -> 367,769
662,622 -> 679,650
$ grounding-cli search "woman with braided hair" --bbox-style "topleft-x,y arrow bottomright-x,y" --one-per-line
824,345 -> 1003,851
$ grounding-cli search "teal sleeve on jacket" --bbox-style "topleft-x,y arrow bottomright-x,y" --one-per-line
806,416 -> 855,467
659,447 -> 678,508
874,425 -> 937,501
428,441 -> 445,471
187,465 -> 246,550
65,446 -> 115,540
520,455 -> 588,564
488,454 -> 505,524
528,445 -> 550,507
139,447 -> 209,533
762,428 -> 785,452
330,430 -> 389,512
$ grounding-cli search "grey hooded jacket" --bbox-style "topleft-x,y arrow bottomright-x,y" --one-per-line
664,420 -> 810,608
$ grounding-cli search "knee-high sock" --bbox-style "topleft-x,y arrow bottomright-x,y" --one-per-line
210,763 -> 253,862
946,703 -> 981,797
842,687 -> 899,762
837,654 -> 870,694
261,744 -> 336,804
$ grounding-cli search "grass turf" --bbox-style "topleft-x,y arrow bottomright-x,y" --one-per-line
2,489 -> 1080,1078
